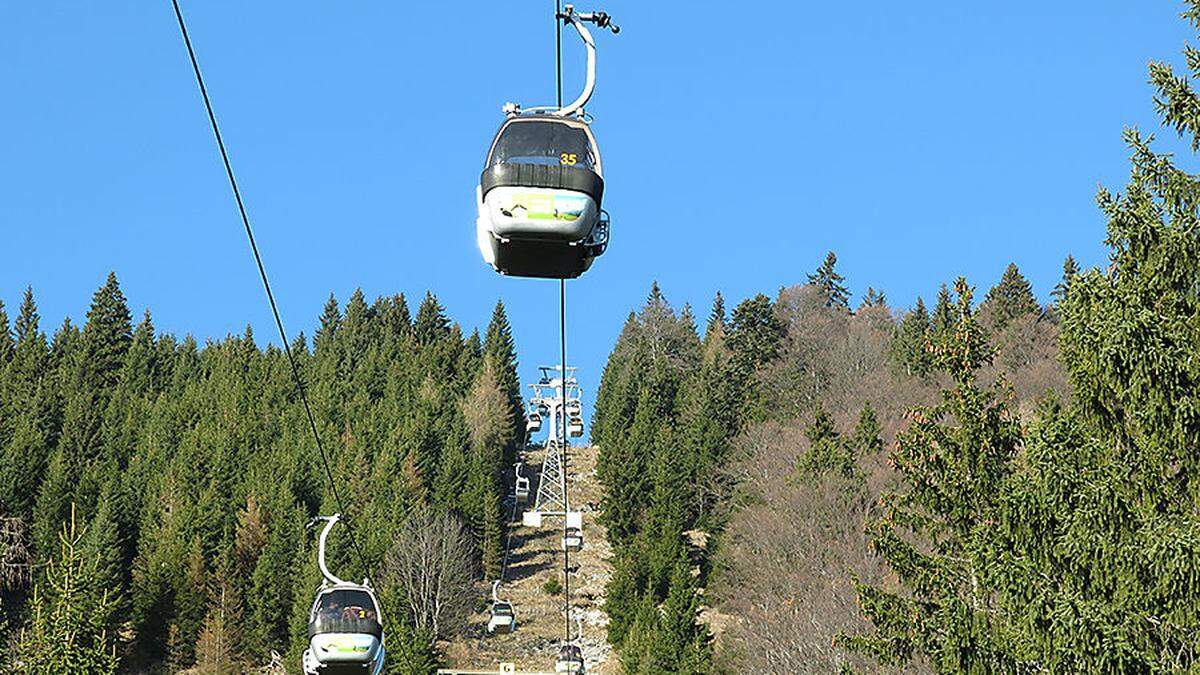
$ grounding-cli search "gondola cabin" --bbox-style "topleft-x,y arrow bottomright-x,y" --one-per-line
303,585 -> 386,675
562,526 -> 583,552
514,462 -> 531,503
568,417 -> 584,438
488,600 -> 516,634
555,644 -> 586,674
476,115 -> 608,279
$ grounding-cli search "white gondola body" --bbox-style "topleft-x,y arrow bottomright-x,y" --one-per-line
303,633 -> 385,675
488,603 -> 516,634
562,527 -> 583,552
476,117 -> 606,279
303,586 -> 386,675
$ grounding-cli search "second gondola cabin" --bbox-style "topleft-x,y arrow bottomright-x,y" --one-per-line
476,113 -> 609,279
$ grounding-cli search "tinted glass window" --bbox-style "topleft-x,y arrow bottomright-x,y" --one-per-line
489,121 -> 595,169
314,589 -> 379,625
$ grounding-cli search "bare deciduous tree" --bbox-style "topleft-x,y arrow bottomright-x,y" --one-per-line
383,509 -> 476,639
0,516 -> 31,591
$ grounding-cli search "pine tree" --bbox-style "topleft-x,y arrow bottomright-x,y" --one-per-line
0,300 -> 13,366
983,262 -> 1039,329
414,292 -> 450,346
482,300 -> 522,456
807,251 -> 850,310
15,507 -> 118,674
81,272 -> 133,390
705,291 -> 726,342
727,294 -> 785,374
892,297 -> 932,377
1050,254 -> 1079,306
932,283 -> 954,332
859,287 -> 887,310
850,403 -> 883,455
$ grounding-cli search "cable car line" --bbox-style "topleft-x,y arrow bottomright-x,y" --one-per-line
554,0 -> 575,651
168,0 -> 369,571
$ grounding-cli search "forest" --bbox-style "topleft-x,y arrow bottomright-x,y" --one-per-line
0,282 -> 523,672
5,3 -> 1200,674
588,4 -> 1200,672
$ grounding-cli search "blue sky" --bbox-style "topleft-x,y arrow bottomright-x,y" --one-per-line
1,1 -> 1194,406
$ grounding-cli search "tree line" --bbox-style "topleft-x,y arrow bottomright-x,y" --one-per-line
0,278 -> 522,673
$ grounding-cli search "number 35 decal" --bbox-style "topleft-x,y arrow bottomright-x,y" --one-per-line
559,153 -> 578,166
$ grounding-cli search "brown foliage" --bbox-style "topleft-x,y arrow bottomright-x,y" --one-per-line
714,283 -> 1065,672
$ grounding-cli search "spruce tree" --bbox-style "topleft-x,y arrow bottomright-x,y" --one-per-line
796,403 -> 855,479
843,280 -> 1019,670
704,291 -> 726,342
81,272 -> 133,390
932,283 -> 954,332
1050,254 -> 1079,306
859,286 -> 887,310
0,300 -> 13,366
850,403 -> 883,455
983,262 -> 1038,329
727,294 -> 785,374
807,251 -> 851,310
414,292 -> 450,346
482,300 -> 522,456
314,294 -> 340,354
892,297 -> 932,377
16,508 -> 118,674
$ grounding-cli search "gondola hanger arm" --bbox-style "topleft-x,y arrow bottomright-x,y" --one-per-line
552,5 -> 619,118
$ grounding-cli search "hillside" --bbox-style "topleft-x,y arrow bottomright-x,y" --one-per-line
443,443 -> 616,674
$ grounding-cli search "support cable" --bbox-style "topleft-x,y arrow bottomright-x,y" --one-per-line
169,0 -> 369,570
555,0 -> 575,647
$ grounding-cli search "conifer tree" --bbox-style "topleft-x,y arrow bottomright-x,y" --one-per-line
193,569 -> 244,675
482,300 -> 522,455
843,280 -> 1021,669
705,291 -> 726,342
414,292 -> 450,346
891,297 -> 932,377
0,300 -> 13,366
314,294 -> 341,354
82,272 -> 133,390
16,508 -> 118,674
1050,254 -> 1079,306
932,283 -> 954,333
859,287 -> 887,309
983,262 -> 1039,329
796,404 -> 855,479
850,403 -> 883,455
727,294 -> 785,374
807,251 -> 851,310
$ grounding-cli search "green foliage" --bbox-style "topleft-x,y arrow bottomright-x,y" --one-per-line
726,293 -> 785,376
15,507 -> 118,674
0,280 -> 511,671
807,251 -> 851,310
890,296 -> 933,377
859,286 -> 887,310
593,283 -> 732,669
795,404 -> 857,480
542,576 -> 563,596
847,10 -> 1200,667
1050,254 -> 1079,306
932,283 -> 954,332
982,262 -> 1039,330
851,403 -> 883,455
